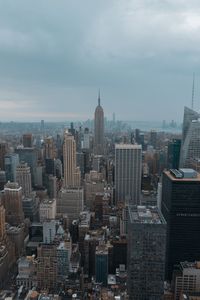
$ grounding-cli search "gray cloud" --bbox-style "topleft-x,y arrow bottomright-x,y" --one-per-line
0,0 -> 200,122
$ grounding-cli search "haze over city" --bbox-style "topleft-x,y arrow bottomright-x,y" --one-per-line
0,0 -> 200,121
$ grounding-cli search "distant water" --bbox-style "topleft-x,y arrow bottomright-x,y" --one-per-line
124,121 -> 182,133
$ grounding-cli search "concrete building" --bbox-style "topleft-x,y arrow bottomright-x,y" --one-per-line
161,169 -> 200,279
94,92 -> 104,155
16,256 -> 37,289
63,131 -> 81,188
16,162 -> 32,197
3,182 -> 24,226
115,144 -> 142,205
37,243 -> 57,289
127,205 -> 166,300
57,188 -> 84,223
6,224 -> 25,258
44,136 -> 55,159
84,170 -> 104,209
173,261 -> 200,300
39,198 -> 56,222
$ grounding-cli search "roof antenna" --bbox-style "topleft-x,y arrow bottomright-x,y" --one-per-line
191,72 -> 195,109
98,89 -> 101,106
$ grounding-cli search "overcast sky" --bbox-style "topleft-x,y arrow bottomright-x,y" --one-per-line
0,0 -> 200,122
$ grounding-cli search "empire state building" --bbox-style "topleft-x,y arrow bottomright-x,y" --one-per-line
94,91 -> 104,155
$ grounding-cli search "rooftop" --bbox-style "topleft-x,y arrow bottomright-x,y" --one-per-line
180,261 -> 200,270
165,169 -> 200,181
115,144 -> 142,150
129,205 -> 166,225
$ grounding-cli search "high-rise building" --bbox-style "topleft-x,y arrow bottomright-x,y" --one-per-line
94,92 -> 104,155
180,106 -> 200,168
4,153 -> 19,182
63,130 -> 81,188
57,188 -> 84,223
161,169 -> 200,279
82,127 -> 90,150
115,144 -> 142,205
37,243 -> 57,289
44,136 -> 55,159
15,147 -> 38,185
39,198 -> 56,222
95,243 -> 108,286
0,202 -> 6,241
180,119 -> 200,168
173,261 -> 200,300
43,220 -> 57,244
22,193 -> 39,222
3,182 -> 24,226
150,130 -> 157,148
127,205 -> 166,300
0,170 -> 6,190
167,139 -> 181,169
57,239 -> 72,282
0,142 -> 8,171
182,106 -> 199,143
22,134 -> 33,148
16,162 -> 32,197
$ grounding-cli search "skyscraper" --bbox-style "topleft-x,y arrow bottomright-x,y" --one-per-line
167,139 -> 181,169
127,205 -> 166,300
161,169 -> 200,279
3,182 -> 24,226
182,106 -> 199,143
94,91 -> 104,155
180,106 -> 200,167
22,133 -> 33,148
63,130 -> 80,188
4,153 -> 19,182
0,142 -> 8,171
44,136 -> 55,159
16,162 -> 32,197
115,144 -> 142,205
180,119 -> 200,168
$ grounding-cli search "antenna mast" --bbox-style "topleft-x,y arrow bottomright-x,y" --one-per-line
191,72 -> 195,109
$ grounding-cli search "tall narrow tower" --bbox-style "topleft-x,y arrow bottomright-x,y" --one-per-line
94,91 -> 104,155
63,130 -> 80,188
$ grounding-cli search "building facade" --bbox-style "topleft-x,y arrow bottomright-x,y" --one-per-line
115,144 -> 142,205
161,169 -> 200,279
127,205 -> 166,300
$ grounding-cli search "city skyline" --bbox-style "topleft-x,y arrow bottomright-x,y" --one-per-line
0,1 -> 200,121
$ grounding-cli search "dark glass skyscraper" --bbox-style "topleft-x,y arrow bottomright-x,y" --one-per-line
161,169 -> 200,280
167,139 -> 181,169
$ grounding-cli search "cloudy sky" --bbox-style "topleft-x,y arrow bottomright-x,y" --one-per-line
0,0 -> 200,122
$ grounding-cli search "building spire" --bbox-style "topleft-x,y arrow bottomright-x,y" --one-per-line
191,72 -> 195,110
98,89 -> 101,106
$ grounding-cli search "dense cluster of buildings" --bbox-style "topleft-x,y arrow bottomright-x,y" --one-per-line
0,98 -> 200,299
